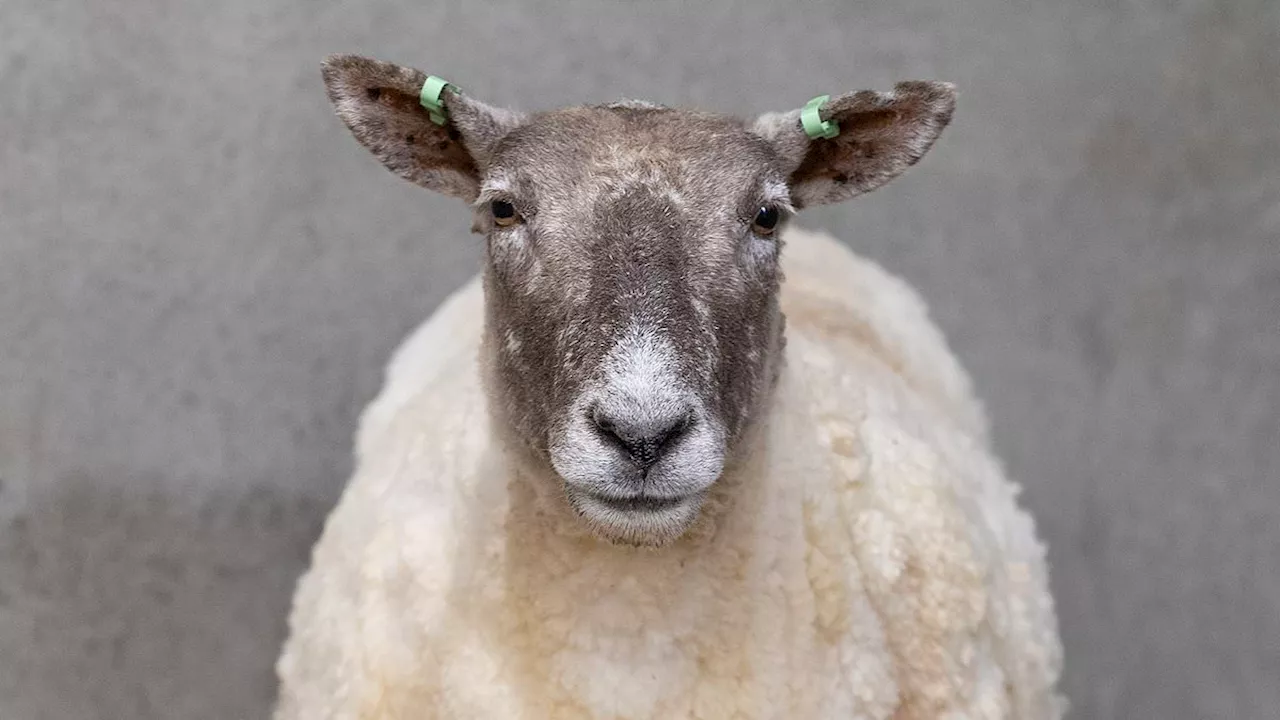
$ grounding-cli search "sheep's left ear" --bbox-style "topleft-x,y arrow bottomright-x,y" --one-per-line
751,81 -> 956,208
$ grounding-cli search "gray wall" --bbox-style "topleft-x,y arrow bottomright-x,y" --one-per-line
2,1 -> 1277,718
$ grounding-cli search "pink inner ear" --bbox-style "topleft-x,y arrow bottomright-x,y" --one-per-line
336,84 -> 481,198
321,54 -> 489,200
786,88 -> 953,207
841,109 -> 902,133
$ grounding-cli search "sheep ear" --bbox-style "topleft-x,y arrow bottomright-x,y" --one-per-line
321,54 -> 526,202
751,81 -> 956,208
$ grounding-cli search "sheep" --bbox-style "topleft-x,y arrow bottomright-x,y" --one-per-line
274,54 -> 1065,719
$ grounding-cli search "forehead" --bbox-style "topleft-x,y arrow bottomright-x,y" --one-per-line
486,104 -> 782,201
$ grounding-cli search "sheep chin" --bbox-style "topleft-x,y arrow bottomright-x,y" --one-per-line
566,489 -> 707,548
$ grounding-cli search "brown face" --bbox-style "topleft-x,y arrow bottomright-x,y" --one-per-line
321,54 -> 956,545
477,107 -> 791,544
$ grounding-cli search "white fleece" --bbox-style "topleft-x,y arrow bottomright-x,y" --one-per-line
274,226 -> 1065,719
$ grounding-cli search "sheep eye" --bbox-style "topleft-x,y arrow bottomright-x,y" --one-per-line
751,206 -> 780,236
491,200 -> 520,227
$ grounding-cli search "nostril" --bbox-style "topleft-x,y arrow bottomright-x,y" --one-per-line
651,411 -> 693,448
590,405 -> 694,469
590,407 -> 621,441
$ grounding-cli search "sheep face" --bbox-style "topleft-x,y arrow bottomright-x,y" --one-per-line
321,55 -> 956,546
479,106 -> 790,546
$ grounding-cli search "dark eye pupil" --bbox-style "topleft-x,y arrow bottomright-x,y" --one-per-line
491,200 -> 515,219
754,206 -> 779,230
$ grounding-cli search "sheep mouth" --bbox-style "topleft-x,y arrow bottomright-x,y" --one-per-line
585,493 -> 689,513
569,489 -> 707,546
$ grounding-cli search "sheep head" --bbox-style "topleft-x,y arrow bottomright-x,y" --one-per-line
321,55 -> 956,546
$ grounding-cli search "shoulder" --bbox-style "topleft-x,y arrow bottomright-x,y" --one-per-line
356,275 -> 486,458
779,226 -> 987,439
311,271 -> 495,613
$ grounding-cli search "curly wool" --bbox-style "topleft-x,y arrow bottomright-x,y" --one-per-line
274,226 -> 1065,719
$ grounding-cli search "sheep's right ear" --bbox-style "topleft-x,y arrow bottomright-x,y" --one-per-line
321,54 -> 525,202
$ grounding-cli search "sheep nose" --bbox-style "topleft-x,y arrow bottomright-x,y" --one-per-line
591,404 -> 694,469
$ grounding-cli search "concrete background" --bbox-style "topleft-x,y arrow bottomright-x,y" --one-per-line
2,1 -> 1277,717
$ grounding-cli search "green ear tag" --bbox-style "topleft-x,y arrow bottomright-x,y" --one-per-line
419,75 -> 457,126
801,94 -> 839,139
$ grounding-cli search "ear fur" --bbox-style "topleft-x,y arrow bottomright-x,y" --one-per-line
751,81 -> 956,208
320,54 -> 525,201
